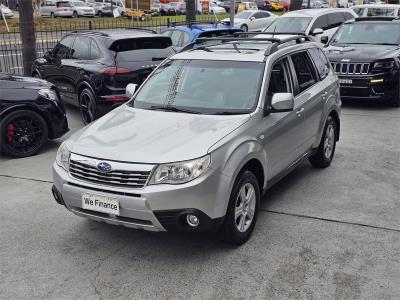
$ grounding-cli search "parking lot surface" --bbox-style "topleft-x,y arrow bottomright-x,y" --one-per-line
1,102 -> 399,299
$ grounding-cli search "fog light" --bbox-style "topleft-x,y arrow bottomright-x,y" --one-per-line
186,214 -> 200,227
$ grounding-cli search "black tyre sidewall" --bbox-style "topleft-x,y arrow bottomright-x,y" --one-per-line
1,110 -> 48,158
240,24 -> 248,32
219,170 -> 260,245
79,88 -> 98,125
310,116 -> 337,168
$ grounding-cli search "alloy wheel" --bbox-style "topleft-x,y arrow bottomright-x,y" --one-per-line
324,124 -> 335,159
80,92 -> 95,124
235,182 -> 256,233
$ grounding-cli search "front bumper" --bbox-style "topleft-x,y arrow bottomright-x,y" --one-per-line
53,158 -> 230,232
57,11 -> 74,17
339,71 -> 399,101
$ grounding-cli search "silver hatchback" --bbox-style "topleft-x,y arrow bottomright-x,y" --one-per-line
53,35 -> 341,245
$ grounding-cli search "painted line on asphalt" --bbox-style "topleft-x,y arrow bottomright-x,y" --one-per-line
261,209 -> 400,234
0,174 -> 52,184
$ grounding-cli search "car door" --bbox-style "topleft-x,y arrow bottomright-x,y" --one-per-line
260,58 -> 306,179
63,35 -> 92,103
253,11 -> 273,30
288,50 -> 326,152
40,35 -> 74,97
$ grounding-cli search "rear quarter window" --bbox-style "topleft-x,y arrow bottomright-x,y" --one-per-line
110,37 -> 175,62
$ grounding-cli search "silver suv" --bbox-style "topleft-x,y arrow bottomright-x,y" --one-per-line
52,35 -> 341,245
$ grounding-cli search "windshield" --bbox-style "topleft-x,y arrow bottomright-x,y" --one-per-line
130,60 -> 264,115
235,12 -> 252,19
331,23 -> 400,45
263,17 -> 312,33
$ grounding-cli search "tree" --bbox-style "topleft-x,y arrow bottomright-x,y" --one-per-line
19,0 -> 36,76
186,0 -> 196,23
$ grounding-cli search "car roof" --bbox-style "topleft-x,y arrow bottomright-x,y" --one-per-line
283,8 -> 352,17
352,4 -> 400,7
167,24 -> 239,34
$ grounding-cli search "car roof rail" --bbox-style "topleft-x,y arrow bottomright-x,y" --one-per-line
168,21 -> 217,28
233,32 -> 307,37
354,16 -> 399,22
194,34 -> 313,55
120,27 -> 158,34
71,30 -> 110,37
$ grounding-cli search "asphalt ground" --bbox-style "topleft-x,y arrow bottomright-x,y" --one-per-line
0,101 -> 399,299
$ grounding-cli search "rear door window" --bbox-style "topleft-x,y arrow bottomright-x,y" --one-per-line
290,51 -> 317,94
71,36 -> 90,60
308,47 -> 330,80
342,11 -> 355,21
110,37 -> 175,62
90,39 -> 102,60
352,7 -> 364,16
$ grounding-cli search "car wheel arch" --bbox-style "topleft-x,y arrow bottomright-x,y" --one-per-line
77,81 -> 95,100
1,104 -> 53,139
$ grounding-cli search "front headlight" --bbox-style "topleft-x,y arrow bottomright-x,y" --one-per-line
150,155 -> 211,185
373,61 -> 394,71
56,142 -> 70,171
38,88 -> 59,101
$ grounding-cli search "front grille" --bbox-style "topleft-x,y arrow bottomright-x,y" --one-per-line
69,160 -> 151,189
330,62 -> 370,75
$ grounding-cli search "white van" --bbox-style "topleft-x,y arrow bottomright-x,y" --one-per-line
352,4 -> 400,17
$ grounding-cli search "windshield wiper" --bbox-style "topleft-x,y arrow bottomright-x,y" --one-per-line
213,111 -> 248,115
149,105 -> 200,114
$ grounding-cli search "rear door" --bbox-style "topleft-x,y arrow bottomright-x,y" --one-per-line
110,37 -> 175,89
289,50 -> 326,151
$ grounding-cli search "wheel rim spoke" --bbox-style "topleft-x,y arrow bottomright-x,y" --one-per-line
235,183 -> 256,233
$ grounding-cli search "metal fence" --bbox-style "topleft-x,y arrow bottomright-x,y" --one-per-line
0,15 -> 218,75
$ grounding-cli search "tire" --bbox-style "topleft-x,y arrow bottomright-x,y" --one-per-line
121,11 -> 125,17
0,110 -> 48,158
73,11 -> 78,18
32,72 -> 41,79
240,24 -> 248,32
141,15 -> 145,21
218,170 -> 260,246
50,12 -> 56,18
79,88 -> 99,125
309,116 -> 337,168
98,11 -> 103,17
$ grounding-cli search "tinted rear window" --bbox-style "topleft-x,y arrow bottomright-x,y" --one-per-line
110,37 -> 175,61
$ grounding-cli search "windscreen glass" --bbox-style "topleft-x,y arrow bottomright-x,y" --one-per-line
263,17 -> 312,33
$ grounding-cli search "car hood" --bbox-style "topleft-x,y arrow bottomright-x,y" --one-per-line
69,105 -> 251,164
324,44 -> 400,62
0,74 -> 52,90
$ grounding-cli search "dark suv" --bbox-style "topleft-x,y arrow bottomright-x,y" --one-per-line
32,29 -> 175,124
323,17 -> 400,107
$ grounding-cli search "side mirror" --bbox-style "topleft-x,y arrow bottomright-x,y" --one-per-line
126,83 -> 138,99
250,16 -> 255,21
320,35 -> 329,44
43,51 -> 53,61
269,93 -> 294,113
312,28 -> 324,35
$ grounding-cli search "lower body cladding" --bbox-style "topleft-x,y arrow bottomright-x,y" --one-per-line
338,71 -> 399,104
52,163 -> 229,232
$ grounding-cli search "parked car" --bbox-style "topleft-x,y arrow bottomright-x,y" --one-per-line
209,2 -> 226,13
219,0 -> 240,13
270,0 -> 284,10
32,29 -> 175,124
52,34 -> 341,245
161,23 -> 242,51
261,9 -> 357,43
0,4 -> 14,18
125,8 -> 148,20
323,18 -> 400,107
69,1 -> 95,17
237,1 -> 258,12
169,2 -> 186,14
159,3 -> 175,15
302,0 -> 329,9
0,74 -> 68,158
93,2 -> 112,16
150,3 -> 162,15
278,0 -> 290,11
352,4 -> 400,17
255,0 -> 272,11
222,10 -> 278,31
40,0 -> 73,18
